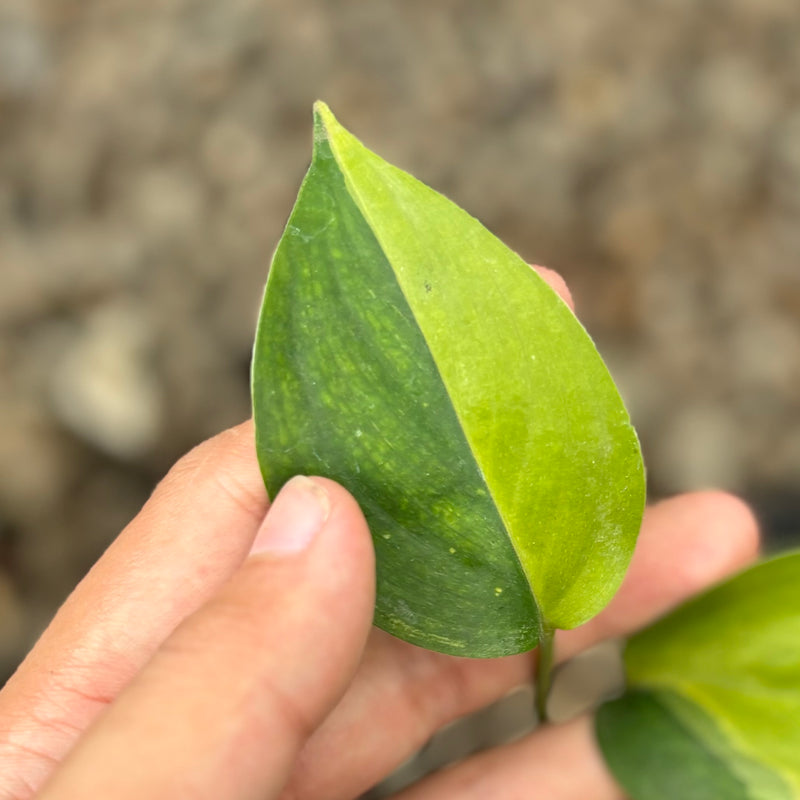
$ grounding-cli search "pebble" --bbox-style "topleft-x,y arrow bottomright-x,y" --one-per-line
49,303 -> 164,461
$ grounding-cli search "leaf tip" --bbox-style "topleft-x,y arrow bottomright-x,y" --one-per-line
312,100 -> 337,147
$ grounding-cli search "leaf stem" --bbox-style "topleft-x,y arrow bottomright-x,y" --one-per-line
534,621 -> 555,724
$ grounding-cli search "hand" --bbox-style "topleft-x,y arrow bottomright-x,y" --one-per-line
0,270 -> 758,800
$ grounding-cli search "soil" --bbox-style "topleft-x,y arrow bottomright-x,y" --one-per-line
1,0 -> 799,705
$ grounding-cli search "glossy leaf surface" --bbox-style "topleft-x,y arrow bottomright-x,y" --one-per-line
252,102 -> 645,655
597,552 -> 800,799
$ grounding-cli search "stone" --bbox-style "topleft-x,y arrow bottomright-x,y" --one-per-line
49,302 -> 164,461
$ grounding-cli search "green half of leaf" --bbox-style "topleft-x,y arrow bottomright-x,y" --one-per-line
251,101 -> 645,656
597,552 -> 800,799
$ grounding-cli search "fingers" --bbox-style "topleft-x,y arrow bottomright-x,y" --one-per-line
284,630 -> 534,800
391,716 -> 623,800
282,491 -> 759,800
38,477 -> 375,800
533,265 -> 575,311
0,421 -> 270,797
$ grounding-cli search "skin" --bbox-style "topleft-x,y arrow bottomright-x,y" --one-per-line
0,268 -> 759,800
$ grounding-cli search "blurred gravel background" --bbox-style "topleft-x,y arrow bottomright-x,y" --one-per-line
1,0 -> 798,726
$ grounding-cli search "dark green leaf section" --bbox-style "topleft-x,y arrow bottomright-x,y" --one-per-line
253,127 -> 539,655
596,690 -> 751,800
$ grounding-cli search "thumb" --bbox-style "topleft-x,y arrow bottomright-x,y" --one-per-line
39,476 -> 375,800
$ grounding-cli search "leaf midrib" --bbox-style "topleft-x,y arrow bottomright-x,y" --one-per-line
317,112 -> 549,635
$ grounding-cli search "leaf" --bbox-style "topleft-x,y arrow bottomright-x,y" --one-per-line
596,551 -> 800,799
596,691 -> 755,800
251,102 -> 645,656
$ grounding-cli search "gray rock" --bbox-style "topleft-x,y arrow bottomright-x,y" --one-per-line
49,302 -> 164,461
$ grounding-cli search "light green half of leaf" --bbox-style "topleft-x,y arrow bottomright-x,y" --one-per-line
251,101 -> 645,655
597,551 -> 800,799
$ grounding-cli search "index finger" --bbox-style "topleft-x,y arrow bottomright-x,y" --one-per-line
0,421 -> 269,797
